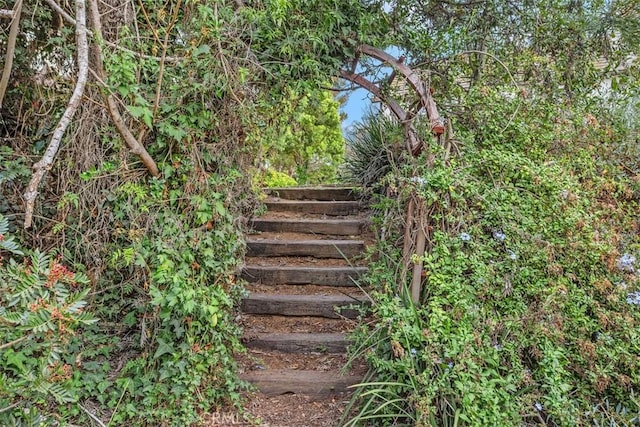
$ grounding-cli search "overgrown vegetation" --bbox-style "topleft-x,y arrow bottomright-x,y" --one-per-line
344,75 -> 640,427
1,0 -> 639,425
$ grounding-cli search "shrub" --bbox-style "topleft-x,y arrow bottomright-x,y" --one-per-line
0,214 -> 97,424
344,98 -> 640,426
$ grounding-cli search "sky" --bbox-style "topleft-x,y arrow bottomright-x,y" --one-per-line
339,45 -> 403,135
340,87 -> 372,134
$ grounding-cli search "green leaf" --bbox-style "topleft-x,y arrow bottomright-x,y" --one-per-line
153,338 -> 175,360
126,105 -> 153,128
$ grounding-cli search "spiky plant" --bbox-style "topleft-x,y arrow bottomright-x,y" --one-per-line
341,112 -> 404,190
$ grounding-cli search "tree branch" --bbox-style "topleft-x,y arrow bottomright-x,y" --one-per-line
88,0 -> 160,177
43,0 -> 182,63
23,0 -> 89,229
43,0 -> 75,26
0,336 -> 27,350
358,44 -> 445,135
339,69 -> 423,154
0,0 -> 23,109
0,9 -> 14,18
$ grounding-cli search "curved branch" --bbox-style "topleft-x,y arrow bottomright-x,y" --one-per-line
88,0 -> 159,177
0,0 -> 23,109
358,45 -> 445,135
339,69 -> 406,121
339,69 -> 422,154
23,0 -> 89,229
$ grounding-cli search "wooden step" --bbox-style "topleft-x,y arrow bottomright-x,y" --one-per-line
264,200 -> 360,216
242,265 -> 366,286
240,293 -> 367,318
266,187 -> 358,201
251,218 -> 363,235
246,239 -> 364,259
240,369 -> 362,397
243,332 -> 349,353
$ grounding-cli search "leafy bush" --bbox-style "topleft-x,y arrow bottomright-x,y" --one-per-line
0,214 -> 97,424
261,168 -> 298,188
70,161 -> 250,425
345,96 -> 640,426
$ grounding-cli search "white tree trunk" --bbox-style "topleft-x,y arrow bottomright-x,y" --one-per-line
23,0 -> 89,229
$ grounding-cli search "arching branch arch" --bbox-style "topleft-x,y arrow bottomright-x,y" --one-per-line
339,44 -> 445,155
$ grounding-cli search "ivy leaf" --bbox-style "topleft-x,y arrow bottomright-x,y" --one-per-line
3,348 -> 28,374
153,337 -> 175,360
127,105 -> 153,128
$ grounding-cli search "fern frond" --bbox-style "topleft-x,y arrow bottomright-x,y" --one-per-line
31,250 -> 49,274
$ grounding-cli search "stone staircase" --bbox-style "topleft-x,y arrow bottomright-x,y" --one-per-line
238,186 -> 369,400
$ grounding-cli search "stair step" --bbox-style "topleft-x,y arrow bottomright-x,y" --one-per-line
240,369 -> 362,397
251,218 -> 363,235
246,239 -> 364,259
243,332 -> 349,354
242,265 -> 366,286
264,200 -> 360,216
241,293 -> 366,318
266,187 -> 358,201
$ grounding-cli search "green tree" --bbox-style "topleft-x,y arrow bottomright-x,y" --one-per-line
257,87 -> 345,184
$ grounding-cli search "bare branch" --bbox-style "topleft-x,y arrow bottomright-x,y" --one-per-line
0,0 -> 23,109
43,0 -> 182,63
78,404 -> 107,427
358,44 -> 445,135
0,336 -> 27,350
88,0 -> 160,177
339,69 -> 423,154
338,69 -> 406,121
23,0 -> 89,229
43,0 -> 75,27
0,401 -> 22,414
152,0 -> 182,119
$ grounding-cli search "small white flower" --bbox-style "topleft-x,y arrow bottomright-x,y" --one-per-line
410,348 -> 417,356
626,291 -> 640,306
534,402 -> 543,412
617,253 -> 636,272
507,249 -> 517,260
460,233 -> 471,242
493,344 -> 502,350
493,231 -> 506,242
560,189 -> 569,200
410,176 -> 427,186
